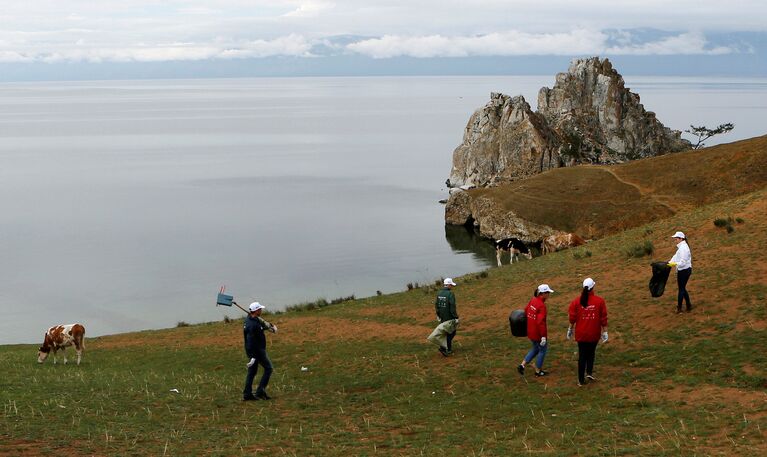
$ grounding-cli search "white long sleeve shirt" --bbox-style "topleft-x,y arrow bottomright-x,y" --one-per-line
669,240 -> 692,271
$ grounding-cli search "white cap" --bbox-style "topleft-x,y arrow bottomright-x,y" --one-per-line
249,302 -> 265,312
583,278 -> 595,290
671,231 -> 686,239
537,284 -> 554,294
444,278 -> 457,286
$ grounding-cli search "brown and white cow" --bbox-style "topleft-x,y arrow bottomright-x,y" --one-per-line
37,323 -> 85,365
542,233 -> 586,255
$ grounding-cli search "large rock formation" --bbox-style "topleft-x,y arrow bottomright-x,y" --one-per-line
445,190 -> 557,242
447,57 -> 690,188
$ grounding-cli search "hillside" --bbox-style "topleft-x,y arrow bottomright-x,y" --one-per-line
2,187 -> 767,455
465,135 -> 767,239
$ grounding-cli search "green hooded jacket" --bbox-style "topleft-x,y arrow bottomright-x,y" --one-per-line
435,287 -> 458,322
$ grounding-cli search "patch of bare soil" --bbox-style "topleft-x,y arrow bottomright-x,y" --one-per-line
280,316 -> 427,345
0,440 -> 92,457
610,382 -> 767,418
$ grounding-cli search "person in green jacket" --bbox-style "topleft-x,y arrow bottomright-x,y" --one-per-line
429,277 -> 459,356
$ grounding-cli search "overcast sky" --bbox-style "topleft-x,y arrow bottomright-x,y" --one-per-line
1,0 -> 765,63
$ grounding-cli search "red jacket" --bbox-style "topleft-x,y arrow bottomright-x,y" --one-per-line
568,292 -> 608,343
525,296 -> 547,342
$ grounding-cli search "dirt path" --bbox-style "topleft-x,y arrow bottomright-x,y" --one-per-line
604,166 -> 677,214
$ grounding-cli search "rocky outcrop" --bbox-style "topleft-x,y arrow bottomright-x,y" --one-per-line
445,190 -> 557,242
448,94 -> 561,188
446,57 -> 690,188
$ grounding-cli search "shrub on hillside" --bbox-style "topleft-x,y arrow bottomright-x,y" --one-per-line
177,321 -> 190,328
714,216 -> 741,233
330,295 -> 355,305
573,250 -> 593,260
713,218 -> 729,227
285,298 -> 330,312
625,240 -> 654,258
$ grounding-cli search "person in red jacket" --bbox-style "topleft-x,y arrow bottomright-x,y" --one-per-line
517,284 -> 554,377
567,277 -> 608,386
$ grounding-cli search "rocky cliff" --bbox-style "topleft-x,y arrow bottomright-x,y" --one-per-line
446,57 -> 691,189
445,190 -> 557,243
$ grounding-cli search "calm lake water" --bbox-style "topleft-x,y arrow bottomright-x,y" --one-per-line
1,75 -> 765,344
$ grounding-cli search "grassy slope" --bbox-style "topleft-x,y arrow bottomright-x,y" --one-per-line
470,135 -> 767,238
2,189 -> 766,456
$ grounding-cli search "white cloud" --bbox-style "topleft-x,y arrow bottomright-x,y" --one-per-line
0,35 -> 313,63
606,32 -> 733,55
283,1 -> 336,18
347,30 -> 607,58
346,30 -> 733,58
0,1 -> 759,63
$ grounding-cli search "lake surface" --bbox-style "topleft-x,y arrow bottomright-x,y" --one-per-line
1,75 -> 765,344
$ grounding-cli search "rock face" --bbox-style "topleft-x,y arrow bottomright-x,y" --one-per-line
447,57 -> 690,188
445,190 -> 557,243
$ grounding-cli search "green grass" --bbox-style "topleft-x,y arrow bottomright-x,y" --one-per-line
2,189 -> 767,456
624,240 -> 654,258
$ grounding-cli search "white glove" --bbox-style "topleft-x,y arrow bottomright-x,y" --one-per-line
436,317 -> 441,323
246,358 -> 256,368
454,318 -> 460,324
540,337 -> 547,347
566,327 -> 573,340
270,324 -> 278,334
601,331 -> 608,343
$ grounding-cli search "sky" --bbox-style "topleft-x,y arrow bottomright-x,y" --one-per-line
0,1 -> 766,79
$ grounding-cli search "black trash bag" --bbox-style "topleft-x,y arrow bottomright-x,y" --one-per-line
649,261 -> 672,297
509,309 -> 527,337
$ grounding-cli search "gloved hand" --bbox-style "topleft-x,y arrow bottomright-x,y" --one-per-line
270,324 -> 278,334
454,318 -> 460,325
668,262 -> 677,267
540,337 -> 547,347
436,317 -> 441,323
601,331 -> 609,343
566,327 -> 573,340
246,358 -> 256,368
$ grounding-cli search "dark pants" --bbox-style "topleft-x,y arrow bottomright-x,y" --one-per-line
577,341 -> 598,384
243,348 -> 273,398
446,331 -> 456,351
677,268 -> 692,310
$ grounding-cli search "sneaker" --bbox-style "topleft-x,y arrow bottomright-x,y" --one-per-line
439,347 -> 448,357
242,395 -> 258,402
685,306 -> 693,312
586,374 -> 596,381
577,382 -> 584,387
517,364 -> 525,375
445,349 -> 454,356
675,309 -> 683,314
534,370 -> 548,377
255,391 -> 272,400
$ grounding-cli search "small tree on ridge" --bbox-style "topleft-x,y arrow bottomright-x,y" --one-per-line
685,123 -> 734,149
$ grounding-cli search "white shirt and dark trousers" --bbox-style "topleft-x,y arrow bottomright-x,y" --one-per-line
670,240 -> 693,312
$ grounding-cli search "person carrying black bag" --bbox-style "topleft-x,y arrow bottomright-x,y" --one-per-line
669,231 -> 693,313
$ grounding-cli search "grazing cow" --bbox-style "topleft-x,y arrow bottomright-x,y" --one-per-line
37,323 -> 85,365
542,233 -> 586,255
495,238 -> 533,266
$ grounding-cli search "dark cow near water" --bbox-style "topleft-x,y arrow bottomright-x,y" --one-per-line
495,238 -> 533,266
37,323 -> 85,365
